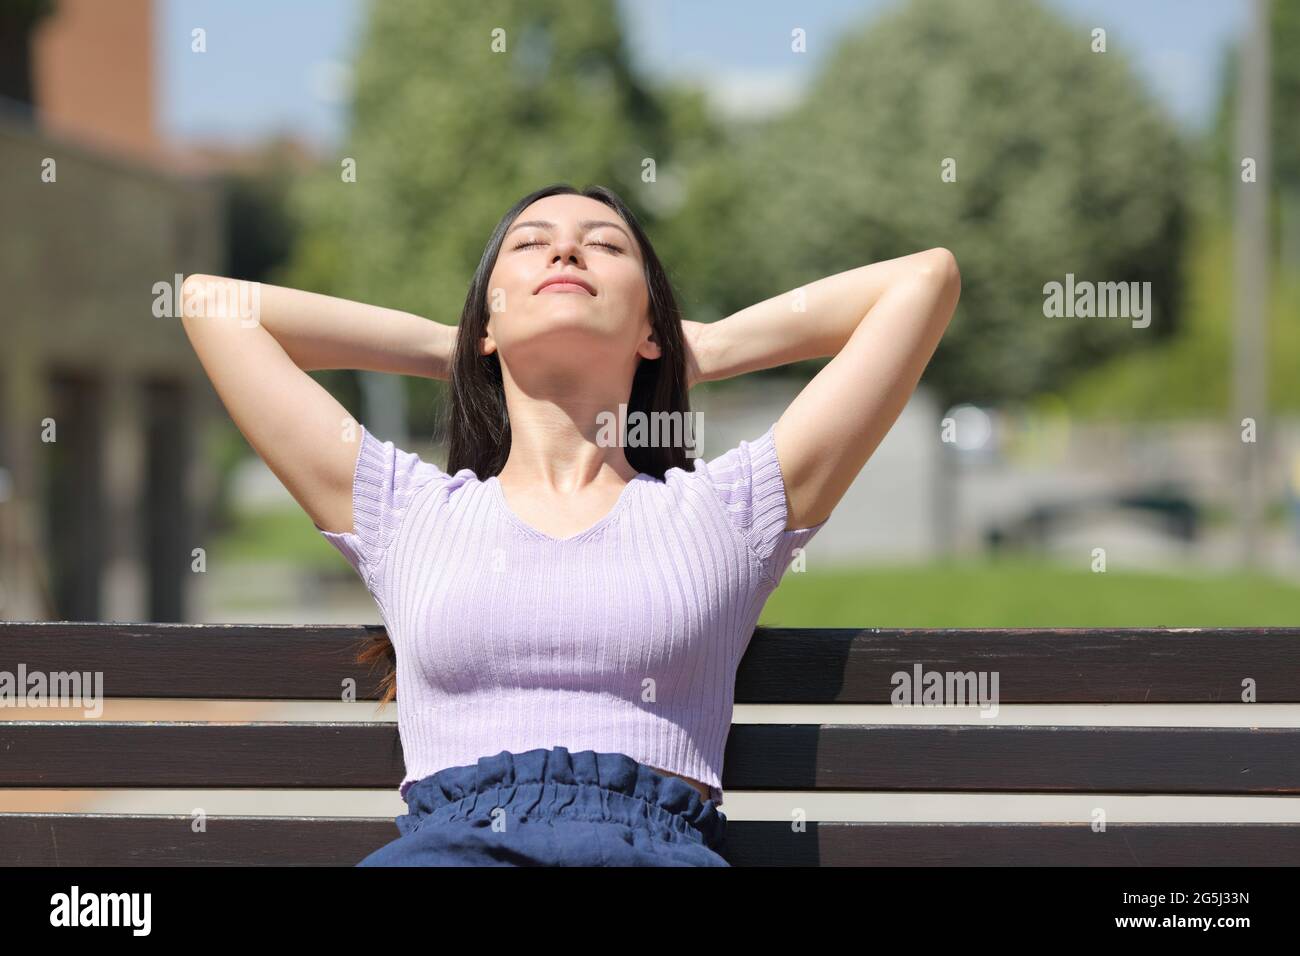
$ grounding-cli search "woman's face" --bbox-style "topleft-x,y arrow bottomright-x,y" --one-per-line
482,194 -> 660,376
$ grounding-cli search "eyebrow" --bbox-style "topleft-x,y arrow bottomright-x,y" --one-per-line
505,219 -> 633,243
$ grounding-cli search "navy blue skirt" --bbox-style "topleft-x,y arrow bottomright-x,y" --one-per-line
356,746 -> 729,867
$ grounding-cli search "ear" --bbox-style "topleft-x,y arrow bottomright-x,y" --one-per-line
480,327 -> 497,357
638,327 -> 663,362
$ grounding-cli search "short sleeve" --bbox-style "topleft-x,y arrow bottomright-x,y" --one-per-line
313,424 -> 447,589
699,422 -> 828,589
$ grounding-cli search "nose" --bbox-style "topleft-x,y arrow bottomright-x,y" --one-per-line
550,231 -> 584,264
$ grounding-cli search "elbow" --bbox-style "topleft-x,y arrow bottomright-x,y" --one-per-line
179,273 -> 212,321
917,247 -> 960,295
180,273 -> 249,323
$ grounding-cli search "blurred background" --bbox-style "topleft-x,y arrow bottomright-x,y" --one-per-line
0,0 -> 1296,825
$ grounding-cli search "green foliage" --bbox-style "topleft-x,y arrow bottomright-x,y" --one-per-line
1274,0 -> 1300,196
760,557 -> 1300,627
219,146 -> 300,283
1068,0 -> 1300,421
1061,201 -> 1300,417
665,0 -> 1189,404
282,0 -> 682,313
279,0 -> 696,433
210,504 -> 349,568
1212,0 -> 1300,202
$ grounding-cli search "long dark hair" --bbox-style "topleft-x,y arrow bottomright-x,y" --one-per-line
358,183 -> 693,705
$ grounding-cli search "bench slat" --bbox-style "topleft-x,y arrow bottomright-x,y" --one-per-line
2,723 -> 1296,793
3,622 -> 1298,702
1,815 -> 1296,866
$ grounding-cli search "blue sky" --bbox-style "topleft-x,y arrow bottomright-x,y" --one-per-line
158,0 -> 1248,149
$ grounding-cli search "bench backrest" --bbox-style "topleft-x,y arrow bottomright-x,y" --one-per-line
2,623 -> 1298,865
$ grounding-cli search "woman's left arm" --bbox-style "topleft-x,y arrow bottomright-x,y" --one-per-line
688,248 -> 960,529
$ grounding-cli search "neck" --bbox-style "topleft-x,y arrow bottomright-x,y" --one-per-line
497,396 -> 639,491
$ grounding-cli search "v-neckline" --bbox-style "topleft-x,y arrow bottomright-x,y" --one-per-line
488,472 -> 651,543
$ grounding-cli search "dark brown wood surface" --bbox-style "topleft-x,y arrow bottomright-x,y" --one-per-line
2,622 -> 1297,702
1,815 -> 1295,866
1,723 -> 1295,793
3,622 -> 1296,866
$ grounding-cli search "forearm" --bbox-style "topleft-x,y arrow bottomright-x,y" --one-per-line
699,250 -> 951,382
181,275 -> 455,379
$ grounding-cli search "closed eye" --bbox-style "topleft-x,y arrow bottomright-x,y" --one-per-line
514,239 -> 623,253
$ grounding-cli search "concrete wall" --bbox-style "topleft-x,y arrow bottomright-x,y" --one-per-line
0,112 -> 226,620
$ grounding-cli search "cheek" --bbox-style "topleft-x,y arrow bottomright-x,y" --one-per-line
610,267 -> 648,309
489,266 -> 532,312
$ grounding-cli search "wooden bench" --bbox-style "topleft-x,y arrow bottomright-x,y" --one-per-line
2,622 -> 1297,865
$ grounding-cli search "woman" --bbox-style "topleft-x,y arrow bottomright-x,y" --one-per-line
180,182 -> 960,866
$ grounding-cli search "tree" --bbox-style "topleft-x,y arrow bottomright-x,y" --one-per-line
665,0 -> 1189,405
1211,0 -> 1300,261
279,0 -> 695,435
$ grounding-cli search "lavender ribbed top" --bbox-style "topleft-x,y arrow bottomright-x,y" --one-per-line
315,421 -> 827,806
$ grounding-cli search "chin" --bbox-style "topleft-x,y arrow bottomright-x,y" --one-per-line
524,307 -> 602,332
502,317 -> 615,359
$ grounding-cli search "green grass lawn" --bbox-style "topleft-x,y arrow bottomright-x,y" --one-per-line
760,556 -> 1300,628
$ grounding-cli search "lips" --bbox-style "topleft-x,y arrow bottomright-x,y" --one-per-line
535,274 -> 595,295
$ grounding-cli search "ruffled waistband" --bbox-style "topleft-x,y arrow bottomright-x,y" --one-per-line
398,746 -> 726,850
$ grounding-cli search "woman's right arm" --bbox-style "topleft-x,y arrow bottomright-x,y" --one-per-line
179,274 -> 454,535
